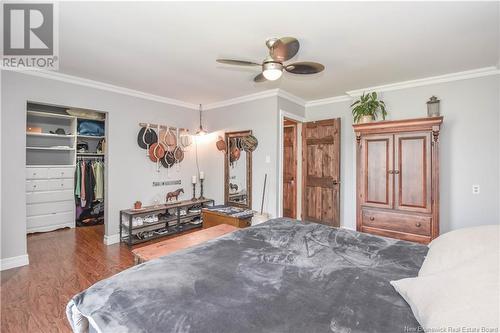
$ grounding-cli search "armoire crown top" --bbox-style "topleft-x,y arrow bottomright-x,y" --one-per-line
353,116 -> 443,134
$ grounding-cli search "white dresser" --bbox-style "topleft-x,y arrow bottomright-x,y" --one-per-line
26,166 -> 75,233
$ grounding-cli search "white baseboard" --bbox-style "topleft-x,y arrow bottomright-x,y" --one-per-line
1,254 -> 29,271
103,233 -> 120,245
27,222 -> 75,234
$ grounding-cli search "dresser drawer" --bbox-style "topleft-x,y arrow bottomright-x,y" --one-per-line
26,180 -> 49,192
27,190 -> 74,204
48,167 -> 74,179
26,168 -> 48,179
362,209 -> 431,236
27,211 -> 74,230
27,200 -> 74,217
48,178 -> 73,191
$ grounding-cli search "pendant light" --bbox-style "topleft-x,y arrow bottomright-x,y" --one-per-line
196,104 -> 207,136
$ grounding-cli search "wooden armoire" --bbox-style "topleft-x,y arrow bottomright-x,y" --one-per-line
354,117 -> 443,244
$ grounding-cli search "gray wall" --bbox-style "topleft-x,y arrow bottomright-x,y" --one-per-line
198,96 -> 305,218
1,71 -> 198,261
199,97 -> 280,216
307,75 -> 500,232
278,96 -> 306,118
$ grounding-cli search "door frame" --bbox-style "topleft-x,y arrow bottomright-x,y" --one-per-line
278,110 -> 306,218
282,118 -> 298,218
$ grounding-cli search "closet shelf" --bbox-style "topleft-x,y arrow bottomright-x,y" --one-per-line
27,164 -> 76,168
77,117 -> 105,122
77,135 -> 105,139
27,110 -> 75,120
26,146 -> 75,151
77,152 -> 105,156
27,132 -> 75,138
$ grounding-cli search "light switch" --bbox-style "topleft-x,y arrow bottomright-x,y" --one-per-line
265,155 -> 271,163
472,185 -> 480,195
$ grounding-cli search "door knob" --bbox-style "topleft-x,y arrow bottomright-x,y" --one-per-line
394,170 -> 400,174
369,217 -> 375,221
415,222 -> 421,227
332,180 -> 340,185
388,170 -> 394,174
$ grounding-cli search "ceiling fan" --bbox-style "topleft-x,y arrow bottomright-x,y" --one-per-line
216,37 -> 325,82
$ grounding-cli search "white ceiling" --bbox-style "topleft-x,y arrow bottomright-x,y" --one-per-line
58,2 -> 499,104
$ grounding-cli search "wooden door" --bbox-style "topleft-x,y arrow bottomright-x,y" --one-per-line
394,132 -> 432,213
360,134 -> 394,209
302,119 -> 340,226
283,122 -> 297,218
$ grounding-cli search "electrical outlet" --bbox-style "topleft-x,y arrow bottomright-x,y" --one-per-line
472,185 -> 480,195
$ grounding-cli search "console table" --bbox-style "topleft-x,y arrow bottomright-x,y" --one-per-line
120,198 -> 214,247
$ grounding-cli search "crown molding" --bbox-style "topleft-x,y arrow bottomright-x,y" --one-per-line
277,90 -> 306,107
345,66 -> 500,97
203,89 -> 277,110
204,88 -> 306,110
2,68 -> 199,110
305,94 -> 351,107
4,65 -> 497,111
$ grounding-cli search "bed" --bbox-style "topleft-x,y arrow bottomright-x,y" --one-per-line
67,218 -> 428,333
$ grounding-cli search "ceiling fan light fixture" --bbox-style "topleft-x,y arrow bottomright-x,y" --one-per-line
262,62 -> 283,81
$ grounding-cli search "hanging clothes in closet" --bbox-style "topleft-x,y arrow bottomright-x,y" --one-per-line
75,159 -> 104,226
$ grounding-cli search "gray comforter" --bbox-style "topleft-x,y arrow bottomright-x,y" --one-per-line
67,218 -> 427,333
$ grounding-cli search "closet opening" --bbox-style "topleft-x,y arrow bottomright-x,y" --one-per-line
282,117 -> 300,219
26,102 -> 107,236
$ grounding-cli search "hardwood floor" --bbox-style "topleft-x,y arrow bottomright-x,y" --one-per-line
0,225 -> 198,333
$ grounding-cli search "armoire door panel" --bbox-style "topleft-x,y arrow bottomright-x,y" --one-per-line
361,135 -> 393,209
395,132 -> 432,213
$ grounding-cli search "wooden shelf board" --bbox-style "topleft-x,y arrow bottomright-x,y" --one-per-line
26,146 -> 75,151
27,110 -> 75,120
77,117 -> 105,122
27,164 -> 76,168
121,199 -> 213,215
77,135 -> 105,139
77,152 -> 105,156
27,132 -> 74,138
125,223 -> 203,245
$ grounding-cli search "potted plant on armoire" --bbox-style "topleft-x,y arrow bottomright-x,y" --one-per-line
351,92 -> 387,123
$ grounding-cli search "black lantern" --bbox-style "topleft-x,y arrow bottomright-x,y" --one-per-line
427,96 -> 440,117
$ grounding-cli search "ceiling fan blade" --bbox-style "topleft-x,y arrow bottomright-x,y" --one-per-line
285,62 -> 325,74
253,73 -> 267,83
216,59 -> 261,66
270,37 -> 300,62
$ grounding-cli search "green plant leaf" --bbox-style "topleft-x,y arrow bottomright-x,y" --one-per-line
351,91 -> 388,123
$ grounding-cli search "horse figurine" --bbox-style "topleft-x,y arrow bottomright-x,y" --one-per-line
166,188 -> 184,202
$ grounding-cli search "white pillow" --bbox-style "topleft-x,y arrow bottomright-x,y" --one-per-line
391,252 -> 499,331
419,224 -> 499,276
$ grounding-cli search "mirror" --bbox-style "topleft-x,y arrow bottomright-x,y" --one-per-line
224,130 -> 252,209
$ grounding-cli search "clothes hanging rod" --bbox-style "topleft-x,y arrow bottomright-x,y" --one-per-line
77,156 -> 104,160
138,123 -> 189,132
